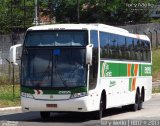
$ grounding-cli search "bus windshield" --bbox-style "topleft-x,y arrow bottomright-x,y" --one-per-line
25,30 -> 87,46
22,48 -> 87,88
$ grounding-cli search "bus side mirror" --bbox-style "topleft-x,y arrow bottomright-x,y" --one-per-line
86,44 -> 93,65
9,44 -> 22,65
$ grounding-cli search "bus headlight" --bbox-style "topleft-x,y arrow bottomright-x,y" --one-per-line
21,92 -> 34,99
70,92 -> 88,99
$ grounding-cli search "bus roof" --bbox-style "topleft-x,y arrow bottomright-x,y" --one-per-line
27,24 -> 150,41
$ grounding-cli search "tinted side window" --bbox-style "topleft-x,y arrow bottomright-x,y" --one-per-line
109,34 -> 119,59
143,41 -> 151,62
126,37 -> 135,60
100,32 -> 109,58
141,41 -> 146,61
117,35 -> 126,59
100,33 -> 126,60
134,39 -> 142,61
100,33 -> 151,62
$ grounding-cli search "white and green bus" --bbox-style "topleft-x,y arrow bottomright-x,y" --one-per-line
10,24 -> 152,119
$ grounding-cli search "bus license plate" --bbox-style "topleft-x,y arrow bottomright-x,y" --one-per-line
46,104 -> 57,108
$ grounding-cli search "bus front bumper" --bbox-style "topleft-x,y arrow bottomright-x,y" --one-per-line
21,95 -> 99,112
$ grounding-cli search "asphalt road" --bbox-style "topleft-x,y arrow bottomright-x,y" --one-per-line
0,94 -> 160,126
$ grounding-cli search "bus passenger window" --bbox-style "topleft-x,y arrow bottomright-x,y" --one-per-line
109,34 -> 119,59
145,41 -> 151,62
134,39 -> 142,61
141,41 -> 146,61
117,35 -> 126,59
100,32 -> 109,58
126,37 -> 135,60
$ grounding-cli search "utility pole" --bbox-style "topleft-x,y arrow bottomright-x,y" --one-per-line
77,0 -> 80,23
11,0 -> 15,99
154,29 -> 158,48
24,0 -> 26,29
35,0 -> 39,25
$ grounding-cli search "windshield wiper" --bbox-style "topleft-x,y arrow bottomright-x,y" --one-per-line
54,67 -> 68,88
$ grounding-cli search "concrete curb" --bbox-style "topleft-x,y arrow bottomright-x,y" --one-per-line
0,106 -> 21,111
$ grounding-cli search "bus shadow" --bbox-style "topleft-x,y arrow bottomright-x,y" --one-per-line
0,107 -> 136,123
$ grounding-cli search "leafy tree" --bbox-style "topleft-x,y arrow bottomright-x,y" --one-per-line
0,0 -> 159,34
80,0 -> 159,24
0,0 -> 34,34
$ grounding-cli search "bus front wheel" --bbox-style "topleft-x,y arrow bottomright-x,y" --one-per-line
94,94 -> 106,120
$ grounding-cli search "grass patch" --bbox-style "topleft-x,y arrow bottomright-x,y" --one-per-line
150,18 -> 160,23
0,84 -> 20,107
0,76 -> 10,85
152,49 -> 160,81
152,87 -> 160,93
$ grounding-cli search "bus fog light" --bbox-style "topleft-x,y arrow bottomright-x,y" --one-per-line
70,92 -> 88,99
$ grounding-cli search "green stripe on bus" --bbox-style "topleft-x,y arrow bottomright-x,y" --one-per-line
131,64 -> 134,76
108,63 -> 119,77
100,61 -> 151,77
119,63 -> 127,76
139,64 -> 142,76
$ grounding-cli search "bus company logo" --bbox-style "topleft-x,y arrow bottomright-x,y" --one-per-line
101,63 -> 112,77
109,81 -> 116,87
58,91 -> 71,94
144,66 -> 151,74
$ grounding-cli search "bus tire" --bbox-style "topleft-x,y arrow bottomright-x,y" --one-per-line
94,93 -> 106,120
40,112 -> 50,119
138,87 -> 145,110
130,91 -> 140,111
138,96 -> 143,110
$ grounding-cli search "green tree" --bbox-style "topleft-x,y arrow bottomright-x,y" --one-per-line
0,0 -> 159,34
80,0 -> 159,24
0,0 -> 34,34
0,0 -> 11,33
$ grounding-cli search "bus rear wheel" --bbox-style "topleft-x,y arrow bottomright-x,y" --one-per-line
138,88 -> 145,110
130,91 -> 141,111
40,112 -> 50,120
138,96 -> 143,110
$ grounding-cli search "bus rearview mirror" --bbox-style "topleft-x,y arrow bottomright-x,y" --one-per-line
86,44 -> 93,65
9,44 -> 22,65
